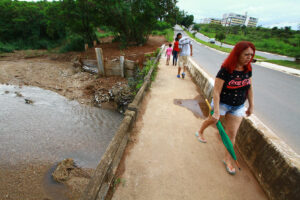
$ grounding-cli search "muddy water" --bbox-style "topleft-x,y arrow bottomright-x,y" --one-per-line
0,84 -> 123,199
173,97 -> 209,119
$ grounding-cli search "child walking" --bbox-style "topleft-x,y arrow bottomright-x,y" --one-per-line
173,38 -> 179,66
165,44 -> 173,65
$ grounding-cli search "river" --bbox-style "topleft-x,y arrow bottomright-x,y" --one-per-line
0,84 -> 124,199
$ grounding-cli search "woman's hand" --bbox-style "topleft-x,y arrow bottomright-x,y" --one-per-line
212,112 -> 220,122
246,106 -> 253,117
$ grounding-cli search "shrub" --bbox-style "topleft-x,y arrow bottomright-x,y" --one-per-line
0,42 -> 15,53
154,21 -> 172,31
60,34 -> 84,53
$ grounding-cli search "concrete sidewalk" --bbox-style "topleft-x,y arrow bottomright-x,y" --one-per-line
112,56 -> 267,200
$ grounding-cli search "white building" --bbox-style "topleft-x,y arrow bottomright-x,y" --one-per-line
222,13 -> 247,26
245,17 -> 258,27
203,18 -> 222,25
222,13 -> 258,27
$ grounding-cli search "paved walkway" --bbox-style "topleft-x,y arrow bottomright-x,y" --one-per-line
112,56 -> 267,200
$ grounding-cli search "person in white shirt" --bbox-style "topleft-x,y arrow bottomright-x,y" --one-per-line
177,33 -> 193,79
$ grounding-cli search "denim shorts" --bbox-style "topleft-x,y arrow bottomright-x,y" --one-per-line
211,101 -> 245,117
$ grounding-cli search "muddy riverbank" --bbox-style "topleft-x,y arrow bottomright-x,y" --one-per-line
0,85 -> 123,200
0,35 -> 166,199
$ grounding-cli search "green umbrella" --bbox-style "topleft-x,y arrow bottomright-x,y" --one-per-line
205,99 -> 241,170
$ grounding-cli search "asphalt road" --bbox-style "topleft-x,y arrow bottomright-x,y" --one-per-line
175,27 -> 300,153
190,29 -> 295,61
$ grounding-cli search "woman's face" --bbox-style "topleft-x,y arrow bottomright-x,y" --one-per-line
238,47 -> 254,66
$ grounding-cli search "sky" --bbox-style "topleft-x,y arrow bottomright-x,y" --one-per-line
177,0 -> 300,30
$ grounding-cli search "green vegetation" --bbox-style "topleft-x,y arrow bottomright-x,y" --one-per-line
186,29 -> 300,69
215,32 -> 226,47
263,60 -> 300,70
185,29 -> 265,60
194,24 -> 300,57
0,0 -> 66,52
0,0 -> 184,53
128,48 -> 160,93
152,21 -> 174,42
163,29 -> 175,42
113,177 -> 126,191
95,31 -> 114,39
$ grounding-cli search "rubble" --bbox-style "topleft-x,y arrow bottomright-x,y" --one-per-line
52,158 -> 91,183
94,82 -> 134,113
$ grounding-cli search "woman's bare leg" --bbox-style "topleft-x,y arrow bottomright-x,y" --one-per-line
223,113 -> 243,171
197,116 -> 217,141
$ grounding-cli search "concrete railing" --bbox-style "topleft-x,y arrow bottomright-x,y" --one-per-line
187,58 -> 300,200
79,44 -> 166,200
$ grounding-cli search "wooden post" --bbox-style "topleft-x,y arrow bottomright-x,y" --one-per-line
84,43 -> 89,51
120,56 -> 124,77
93,40 -> 97,47
95,48 -> 105,76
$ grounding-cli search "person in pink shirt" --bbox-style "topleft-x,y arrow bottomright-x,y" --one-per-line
165,44 -> 173,65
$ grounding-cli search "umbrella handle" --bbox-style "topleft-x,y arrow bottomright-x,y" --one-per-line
205,99 -> 212,112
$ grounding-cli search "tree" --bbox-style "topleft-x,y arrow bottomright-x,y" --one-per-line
61,0 -> 100,45
181,14 -> 194,28
192,24 -> 201,32
215,32 -> 226,47
231,25 -> 240,35
241,25 -> 247,36
96,0 -> 176,47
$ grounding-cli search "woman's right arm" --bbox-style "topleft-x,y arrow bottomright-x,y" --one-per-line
212,78 -> 224,121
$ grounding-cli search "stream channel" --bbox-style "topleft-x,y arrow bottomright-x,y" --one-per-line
0,84 -> 123,199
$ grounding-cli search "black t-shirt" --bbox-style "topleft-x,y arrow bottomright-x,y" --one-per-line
216,67 -> 252,106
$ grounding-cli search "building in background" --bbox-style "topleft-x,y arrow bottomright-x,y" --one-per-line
210,18 -> 222,24
245,16 -> 258,27
222,12 -> 258,27
222,13 -> 247,26
203,18 -> 222,24
201,12 -> 258,27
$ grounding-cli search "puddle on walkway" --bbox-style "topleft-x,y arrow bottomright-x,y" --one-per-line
174,96 -> 209,119
0,84 -> 124,199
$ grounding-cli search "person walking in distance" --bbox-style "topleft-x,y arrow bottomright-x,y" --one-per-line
172,38 -> 179,66
195,41 -> 255,175
165,44 -> 173,65
177,33 -> 192,79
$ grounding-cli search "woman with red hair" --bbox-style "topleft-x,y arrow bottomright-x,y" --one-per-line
195,41 -> 255,175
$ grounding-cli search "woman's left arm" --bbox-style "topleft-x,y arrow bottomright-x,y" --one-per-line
246,78 -> 254,116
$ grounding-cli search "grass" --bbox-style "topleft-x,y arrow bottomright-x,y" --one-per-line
263,60 -> 300,70
199,30 -> 299,57
185,29 -> 300,69
164,28 -> 174,42
128,48 -> 161,94
185,30 -> 265,60
95,31 -> 114,39
152,28 -> 174,42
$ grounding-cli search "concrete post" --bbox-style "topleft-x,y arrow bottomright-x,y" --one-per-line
120,56 -> 125,78
95,48 -> 105,76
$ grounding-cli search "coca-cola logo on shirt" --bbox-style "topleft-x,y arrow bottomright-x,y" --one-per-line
227,79 -> 251,89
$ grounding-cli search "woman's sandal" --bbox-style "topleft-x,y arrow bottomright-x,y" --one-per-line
195,132 -> 207,143
223,160 -> 236,175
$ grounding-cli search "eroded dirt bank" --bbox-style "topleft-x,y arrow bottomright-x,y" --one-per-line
0,35 -> 166,200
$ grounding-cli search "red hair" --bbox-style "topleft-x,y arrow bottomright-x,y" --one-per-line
222,41 -> 255,73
